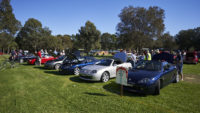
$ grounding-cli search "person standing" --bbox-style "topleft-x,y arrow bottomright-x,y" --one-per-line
176,50 -> 183,81
10,49 -> 16,61
37,50 -> 42,66
129,50 -> 137,67
144,50 -> 151,61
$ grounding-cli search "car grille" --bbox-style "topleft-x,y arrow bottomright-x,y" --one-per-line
80,75 -> 93,79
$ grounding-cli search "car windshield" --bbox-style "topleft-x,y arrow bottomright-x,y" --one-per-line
55,56 -> 65,61
97,59 -> 112,66
63,54 -> 82,64
135,61 -> 162,71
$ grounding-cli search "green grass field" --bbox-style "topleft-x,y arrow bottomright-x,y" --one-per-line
0,55 -> 200,113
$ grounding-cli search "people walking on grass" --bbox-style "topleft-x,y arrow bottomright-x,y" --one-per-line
10,49 -> 16,61
176,50 -> 184,81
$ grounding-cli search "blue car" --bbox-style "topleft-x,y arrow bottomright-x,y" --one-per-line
59,56 -> 99,75
125,52 -> 178,95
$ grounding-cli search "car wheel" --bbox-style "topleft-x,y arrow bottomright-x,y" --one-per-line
74,67 -> 80,75
55,64 -> 61,70
101,72 -> 109,82
154,80 -> 160,95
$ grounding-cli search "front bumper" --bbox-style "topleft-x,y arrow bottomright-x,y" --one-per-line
123,84 -> 156,94
79,73 -> 101,81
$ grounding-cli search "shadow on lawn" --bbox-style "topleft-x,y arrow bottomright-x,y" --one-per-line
70,76 -> 98,84
22,63 -> 34,66
34,66 -> 47,70
44,70 -> 66,76
84,92 -> 107,96
103,81 -> 146,97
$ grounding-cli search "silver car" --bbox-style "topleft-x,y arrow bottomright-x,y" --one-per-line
80,52 -> 132,82
44,56 -> 67,70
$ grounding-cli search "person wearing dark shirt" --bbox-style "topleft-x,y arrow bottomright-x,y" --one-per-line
176,50 -> 183,81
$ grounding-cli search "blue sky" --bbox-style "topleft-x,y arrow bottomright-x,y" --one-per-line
11,0 -> 200,36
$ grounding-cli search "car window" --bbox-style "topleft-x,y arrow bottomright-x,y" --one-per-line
113,60 -> 122,66
136,61 -> 162,71
97,59 -> 112,66
55,56 -> 65,61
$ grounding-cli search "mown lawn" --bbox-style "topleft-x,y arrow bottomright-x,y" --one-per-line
0,55 -> 200,113
183,63 -> 200,76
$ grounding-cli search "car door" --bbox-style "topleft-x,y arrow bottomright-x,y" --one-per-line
162,63 -> 173,85
108,60 -> 117,78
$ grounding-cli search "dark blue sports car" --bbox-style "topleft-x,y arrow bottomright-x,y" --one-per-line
125,52 -> 178,95
59,56 -> 99,75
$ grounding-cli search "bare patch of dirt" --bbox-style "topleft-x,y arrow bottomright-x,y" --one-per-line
183,75 -> 200,84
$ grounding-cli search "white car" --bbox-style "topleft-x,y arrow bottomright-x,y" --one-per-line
79,52 -> 132,82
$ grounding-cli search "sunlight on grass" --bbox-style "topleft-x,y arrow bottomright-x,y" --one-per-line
0,55 -> 200,113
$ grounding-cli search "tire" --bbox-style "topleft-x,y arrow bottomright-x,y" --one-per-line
154,80 -> 160,95
74,67 -> 80,75
55,64 -> 61,70
101,72 -> 110,82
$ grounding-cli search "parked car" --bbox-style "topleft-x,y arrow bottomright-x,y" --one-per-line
0,52 -> 3,55
28,54 -> 56,65
44,55 -> 68,70
79,52 -> 132,82
59,55 -> 99,75
124,52 -> 178,95
18,53 -> 36,63
184,51 -> 198,64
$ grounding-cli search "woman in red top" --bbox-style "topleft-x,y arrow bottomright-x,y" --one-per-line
37,50 -> 42,66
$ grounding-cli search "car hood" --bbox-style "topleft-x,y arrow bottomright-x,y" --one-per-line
128,69 -> 161,82
82,65 -> 107,71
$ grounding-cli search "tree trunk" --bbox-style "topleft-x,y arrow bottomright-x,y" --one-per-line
7,47 -> 10,54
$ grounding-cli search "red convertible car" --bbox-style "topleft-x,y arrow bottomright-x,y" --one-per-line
28,55 -> 56,65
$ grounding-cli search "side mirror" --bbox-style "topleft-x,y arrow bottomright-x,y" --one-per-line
113,64 -> 117,66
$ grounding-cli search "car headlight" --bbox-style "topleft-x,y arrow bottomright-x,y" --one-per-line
91,70 -> 97,73
138,78 -> 151,84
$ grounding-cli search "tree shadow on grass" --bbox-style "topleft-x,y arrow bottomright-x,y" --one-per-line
34,66 -> 47,70
103,81 -> 147,97
22,63 -> 34,66
44,70 -> 66,76
70,76 -> 98,84
84,92 -> 107,96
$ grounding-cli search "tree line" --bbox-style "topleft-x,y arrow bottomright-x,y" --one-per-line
0,0 -> 200,54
